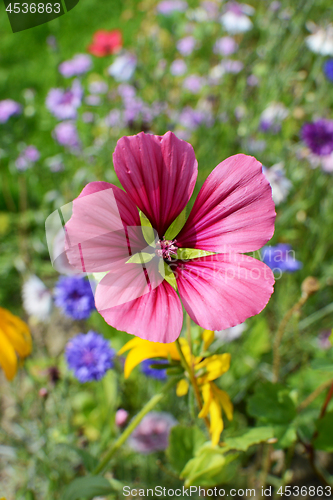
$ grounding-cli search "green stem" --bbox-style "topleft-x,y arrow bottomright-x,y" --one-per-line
93,377 -> 178,476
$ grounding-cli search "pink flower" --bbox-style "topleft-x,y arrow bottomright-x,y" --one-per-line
64,132 -> 275,343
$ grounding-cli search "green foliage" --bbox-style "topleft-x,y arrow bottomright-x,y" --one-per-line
57,444 -> 98,473
313,412 -> 333,452
160,261 -> 178,290
62,476 -> 118,500
180,444 -> 238,487
223,427 -> 275,452
177,248 -> 215,260
126,252 -> 155,264
167,425 -> 206,474
139,211 -> 156,247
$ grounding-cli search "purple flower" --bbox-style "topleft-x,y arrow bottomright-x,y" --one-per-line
247,74 -> 259,87
46,80 -> 83,120
128,412 -> 177,454
178,106 -> 212,130
0,99 -> 21,123
259,103 -> 289,133
177,36 -> 196,56
118,84 -> 136,100
301,119 -> 333,156
65,331 -> 115,383
15,145 -> 40,171
182,74 -> 205,93
157,0 -> 188,15
105,109 -> 124,127
220,59 -> 243,74
317,330 -> 332,350
200,1 -> 219,20
170,59 -> 187,76
213,37 -> 238,56
141,359 -> 168,380
108,52 -> 137,82
54,276 -> 95,320
262,244 -> 302,274
59,54 -> 92,78
85,95 -> 101,106
53,121 -> 80,150
323,59 -> 333,82
89,80 -> 108,94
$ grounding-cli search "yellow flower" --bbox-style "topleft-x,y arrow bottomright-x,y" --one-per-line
119,331 -> 233,445
0,307 -> 32,381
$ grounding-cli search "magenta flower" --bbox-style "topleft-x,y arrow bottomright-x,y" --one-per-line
64,132 -> 275,343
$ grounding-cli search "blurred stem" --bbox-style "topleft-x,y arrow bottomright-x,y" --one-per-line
259,443 -> 272,498
298,379 -> 333,412
175,338 -> 211,433
298,302 -> 333,331
93,377 -> 178,476
272,294 -> 309,383
318,381 -> 333,420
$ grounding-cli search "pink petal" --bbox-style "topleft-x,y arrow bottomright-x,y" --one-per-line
113,131 -> 198,237
65,181 -> 146,273
176,253 -> 274,330
96,264 -> 183,343
177,154 -> 276,253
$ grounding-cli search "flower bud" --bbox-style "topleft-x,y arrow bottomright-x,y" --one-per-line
39,387 -> 48,399
301,276 -> 320,296
115,409 -> 129,427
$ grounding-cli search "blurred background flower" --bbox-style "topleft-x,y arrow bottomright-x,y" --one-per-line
128,412 -> 177,453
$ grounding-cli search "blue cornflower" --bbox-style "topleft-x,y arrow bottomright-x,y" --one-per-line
54,276 -> 95,320
323,59 -> 333,82
262,244 -> 302,273
65,331 -> 115,382
141,359 -> 168,380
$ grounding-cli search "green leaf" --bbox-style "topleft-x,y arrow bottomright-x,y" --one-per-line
180,444 -> 238,487
313,412 -> 333,452
167,425 -> 206,474
247,382 -> 297,425
311,359 -> 333,372
126,252 -> 154,264
165,208 -> 186,240
62,476 -> 116,500
177,248 -> 215,260
57,444 -> 98,472
272,424 -> 297,449
329,329 -> 333,346
243,318 -> 270,357
140,211 -> 156,247
223,427 -> 275,452
160,261 -> 177,290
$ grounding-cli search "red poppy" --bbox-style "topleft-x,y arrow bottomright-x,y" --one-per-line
88,30 -> 123,57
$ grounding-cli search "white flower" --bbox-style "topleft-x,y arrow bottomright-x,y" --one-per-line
214,323 -> 247,343
108,52 -> 137,82
263,163 -> 292,205
260,102 -> 289,132
22,275 -> 53,322
220,4 -> 253,35
305,24 -> 333,56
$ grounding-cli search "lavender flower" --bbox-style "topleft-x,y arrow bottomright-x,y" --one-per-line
178,106 -> 212,130
220,2 -> 253,34
213,36 -> 238,56
200,0 -> 219,20
59,54 -> 92,78
317,330 -> 332,350
0,99 -> 21,123
141,359 -> 168,380
177,36 -> 196,56
54,276 -> 95,320
170,59 -> 187,76
15,145 -> 40,171
157,0 -> 188,15
46,80 -> 82,120
105,109 -> 124,128
220,59 -> 243,74
108,52 -> 137,82
65,331 -> 115,383
262,244 -> 302,274
301,119 -> 333,156
262,163 -> 292,205
259,103 -> 289,133
89,80 -> 108,94
128,412 -> 177,454
183,74 -> 205,93
53,121 -> 80,150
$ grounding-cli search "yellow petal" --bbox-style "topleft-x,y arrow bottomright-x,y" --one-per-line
118,336 -> 151,356
212,384 -> 233,421
203,329 -> 215,351
198,383 -> 213,419
196,353 -> 231,383
0,327 -> 18,381
0,308 -> 31,358
176,378 -> 189,397
209,397 -> 224,446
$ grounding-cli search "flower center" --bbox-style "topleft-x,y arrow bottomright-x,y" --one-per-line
155,238 -> 178,261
